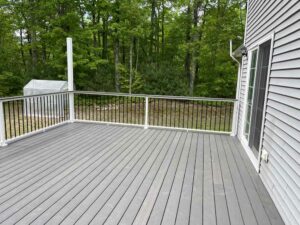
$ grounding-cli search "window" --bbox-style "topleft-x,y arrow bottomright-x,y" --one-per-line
248,41 -> 271,153
244,40 -> 271,157
244,50 -> 258,140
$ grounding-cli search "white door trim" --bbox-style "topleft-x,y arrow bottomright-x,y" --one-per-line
241,33 -> 275,172
257,32 -> 275,172
241,49 -> 259,171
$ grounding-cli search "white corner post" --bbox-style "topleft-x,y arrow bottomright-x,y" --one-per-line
230,40 -> 241,137
144,97 -> 149,129
231,100 -> 239,136
67,37 -> 75,122
0,101 -> 7,147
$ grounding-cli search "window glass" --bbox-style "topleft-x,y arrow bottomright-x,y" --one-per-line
244,50 -> 258,139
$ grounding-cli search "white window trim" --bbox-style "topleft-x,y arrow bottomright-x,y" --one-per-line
244,48 -> 259,140
241,49 -> 259,171
241,33 -> 275,172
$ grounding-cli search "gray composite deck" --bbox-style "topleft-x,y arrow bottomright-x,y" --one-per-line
0,123 -> 284,225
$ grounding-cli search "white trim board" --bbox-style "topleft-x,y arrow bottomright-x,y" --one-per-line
240,49 -> 259,170
240,33 -> 275,172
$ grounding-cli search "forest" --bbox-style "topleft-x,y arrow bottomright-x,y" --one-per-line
0,0 -> 246,98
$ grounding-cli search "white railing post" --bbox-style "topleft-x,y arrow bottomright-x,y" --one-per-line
231,100 -> 238,136
0,101 -> 7,147
69,93 -> 75,122
144,97 -> 149,129
67,37 -> 75,122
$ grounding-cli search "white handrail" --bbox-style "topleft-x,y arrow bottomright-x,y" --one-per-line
73,91 -> 237,102
0,91 -> 68,102
0,91 -> 237,103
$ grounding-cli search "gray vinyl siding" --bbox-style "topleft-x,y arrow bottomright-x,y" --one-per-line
237,1 -> 300,225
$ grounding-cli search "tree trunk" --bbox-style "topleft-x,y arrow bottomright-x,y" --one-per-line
102,16 -> 108,59
122,39 -> 126,64
31,29 -> 38,76
184,3 -> 192,93
129,37 -> 133,94
150,0 -> 156,59
135,38 -> 139,72
155,3 -> 160,61
114,0 -> 120,92
186,0 -> 205,96
92,1 -> 97,49
161,0 -> 165,58
114,39 -> 120,92
20,29 -> 26,69
190,59 -> 196,96
78,1 -> 85,29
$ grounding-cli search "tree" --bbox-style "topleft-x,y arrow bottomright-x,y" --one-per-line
0,0 -> 246,98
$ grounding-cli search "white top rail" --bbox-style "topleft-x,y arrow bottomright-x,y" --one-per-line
0,91 -> 237,103
0,91 -> 68,102
73,91 -> 237,102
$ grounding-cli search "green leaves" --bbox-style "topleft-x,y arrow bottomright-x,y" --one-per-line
0,0 -> 245,97
0,72 -> 23,97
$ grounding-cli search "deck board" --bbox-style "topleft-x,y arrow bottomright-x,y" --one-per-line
189,133 -> 204,225
215,135 -> 244,225
203,134 -> 217,225
221,135 -> 259,225
146,132 -> 187,225
210,134 -> 230,225
39,128 -> 154,225
226,137 -> 272,225
17,127 -> 143,225
160,132 -> 192,225
0,123 -> 284,225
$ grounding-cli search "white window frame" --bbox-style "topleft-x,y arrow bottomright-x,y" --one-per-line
240,33 -> 275,172
244,48 -> 259,141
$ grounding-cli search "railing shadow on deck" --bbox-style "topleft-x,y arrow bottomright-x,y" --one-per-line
0,91 -> 237,146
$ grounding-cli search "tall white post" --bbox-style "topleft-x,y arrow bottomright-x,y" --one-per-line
0,101 -> 7,147
231,101 -> 239,136
144,97 -> 149,129
67,37 -> 75,122
230,40 -> 241,137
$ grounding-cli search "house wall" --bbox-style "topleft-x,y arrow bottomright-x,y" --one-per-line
237,1 -> 300,225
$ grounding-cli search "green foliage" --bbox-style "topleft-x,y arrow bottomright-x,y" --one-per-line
119,66 -> 144,93
0,0 -> 246,98
141,63 -> 189,96
0,72 -> 23,96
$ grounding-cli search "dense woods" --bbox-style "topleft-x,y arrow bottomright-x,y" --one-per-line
0,0 -> 246,97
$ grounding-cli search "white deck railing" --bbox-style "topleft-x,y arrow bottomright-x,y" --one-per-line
0,91 -> 237,146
